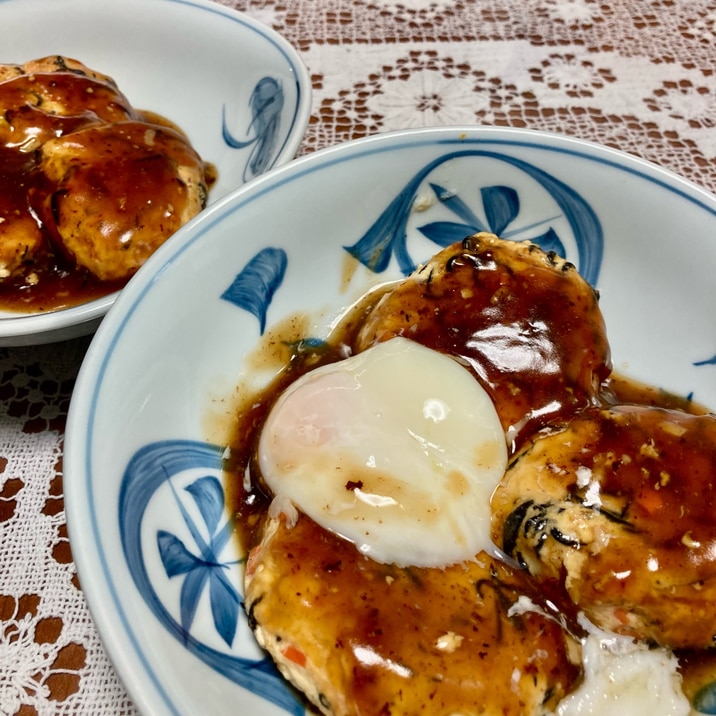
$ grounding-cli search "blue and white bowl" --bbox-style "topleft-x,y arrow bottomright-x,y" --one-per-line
65,126 -> 716,715
0,0 -> 311,345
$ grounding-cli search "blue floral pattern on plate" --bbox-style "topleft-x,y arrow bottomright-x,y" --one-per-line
343,149 -> 603,285
119,440 -> 303,715
221,246 -> 287,333
223,77 -> 286,182
221,150 -> 604,335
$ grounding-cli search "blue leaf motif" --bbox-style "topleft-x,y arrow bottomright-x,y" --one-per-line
171,478 -> 227,565
418,221 -> 480,247
157,530 -> 202,577
210,567 -> 241,647
531,227 -> 566,257
222,76 -> 284,181
429,183 -> 487,230
221,247 -> 287,333
694,354 -> 716,367
185,476 -> 224,537
163,476 -> 243,645
345,149 -> 603,284
419,182 -> 565,259
344,187 -> 417,275
120,440 -> 303,713
481,185 -> 519,235
180,564 -> 211,638
246,78 -> 284,177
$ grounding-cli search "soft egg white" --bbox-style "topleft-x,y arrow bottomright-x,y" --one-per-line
258,336 -> 508,567
554,615 -> 689,716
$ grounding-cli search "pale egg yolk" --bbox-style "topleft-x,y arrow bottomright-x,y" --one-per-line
258,336 -> 508,568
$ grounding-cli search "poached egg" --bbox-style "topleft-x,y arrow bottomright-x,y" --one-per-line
257,336 -> 508,567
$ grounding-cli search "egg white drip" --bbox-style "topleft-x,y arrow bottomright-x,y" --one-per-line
258,336 -> 508,568
554,614 -> 689,716
509,599 -> 690,716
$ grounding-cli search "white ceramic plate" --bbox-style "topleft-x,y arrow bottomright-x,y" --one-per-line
65,126 -> 716,716
0,0 -> 311,346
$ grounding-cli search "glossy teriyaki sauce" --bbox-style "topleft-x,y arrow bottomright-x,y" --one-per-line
0,63 -> 215,312
224,237 -> 715,708
226,256 -> 708,556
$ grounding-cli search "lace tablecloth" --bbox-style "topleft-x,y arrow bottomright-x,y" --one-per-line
2,0 -> 716,713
